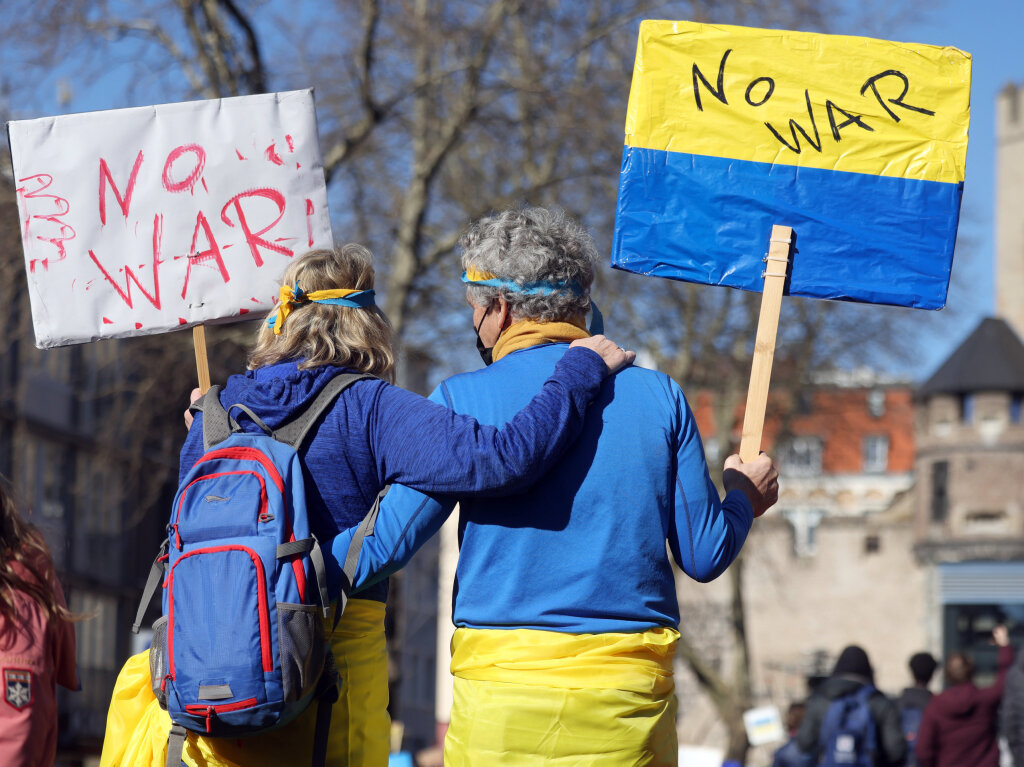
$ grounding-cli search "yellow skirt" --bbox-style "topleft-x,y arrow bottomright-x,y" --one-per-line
99,599 -> 390,767
444,626 -> 679,767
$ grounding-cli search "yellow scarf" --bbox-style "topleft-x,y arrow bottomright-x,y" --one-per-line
492,317 -> 590,362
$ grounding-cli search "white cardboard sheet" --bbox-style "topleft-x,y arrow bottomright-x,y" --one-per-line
8,89 -> 333,348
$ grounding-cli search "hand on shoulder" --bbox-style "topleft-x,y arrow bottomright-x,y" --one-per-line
569,335 -> 636,374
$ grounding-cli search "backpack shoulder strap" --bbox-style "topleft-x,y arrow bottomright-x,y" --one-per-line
273,373 -> 374,449
858,685 -> 879,758
189,385 -> 231,452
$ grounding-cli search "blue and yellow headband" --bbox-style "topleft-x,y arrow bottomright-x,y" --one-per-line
267,283 -> 376,334
461,266 -> 603,334
461,265 -> 583,296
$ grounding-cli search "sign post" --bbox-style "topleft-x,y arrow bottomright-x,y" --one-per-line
193,325 -> 212,394
739,225 -> 792,462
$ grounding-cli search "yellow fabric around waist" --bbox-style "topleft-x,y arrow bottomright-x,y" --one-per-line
446,628 -> 680,766
99,599 -> 389,767
450,626 -> 679,696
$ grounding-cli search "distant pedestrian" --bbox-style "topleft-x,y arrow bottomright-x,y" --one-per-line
916,626 -> 1012,767
897,651 -> 938,765
796,645 -> 907,767
1002,642 -> 1024,766
0,477 -> 78,767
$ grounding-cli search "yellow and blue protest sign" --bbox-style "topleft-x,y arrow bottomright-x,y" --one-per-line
612,21 -> 971,309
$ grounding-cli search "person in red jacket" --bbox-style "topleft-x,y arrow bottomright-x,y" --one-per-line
916,626 -> 1013,767
0,478 -> 78,767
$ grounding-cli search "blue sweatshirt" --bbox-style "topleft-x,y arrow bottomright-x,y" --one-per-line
178,347 -> 607,603
333,343 -> 754,633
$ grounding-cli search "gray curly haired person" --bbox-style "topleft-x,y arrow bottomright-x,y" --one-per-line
460,206 -> 597,322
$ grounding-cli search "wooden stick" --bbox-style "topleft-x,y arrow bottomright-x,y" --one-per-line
193,324 -> 212,394
739,224 -> 793,463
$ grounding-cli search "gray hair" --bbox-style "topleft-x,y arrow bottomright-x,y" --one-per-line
460,206 -> 597,322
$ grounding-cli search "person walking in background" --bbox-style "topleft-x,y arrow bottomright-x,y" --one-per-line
1001,638 -> 1024,766
897,651 -> 937,766
796,645 -> 907,767
916,626 -> 1013,767
0,477 -> 78,767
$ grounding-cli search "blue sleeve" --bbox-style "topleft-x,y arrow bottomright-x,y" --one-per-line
329,387 -> 459,596
330,483 -> 456,595
667,387 -> 753,583
367,346 -> 606,496
179,412 -> 205,483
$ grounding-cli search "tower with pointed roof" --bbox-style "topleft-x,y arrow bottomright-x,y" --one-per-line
916,317 -> 1024,560
914,317 -> 1024,663
996,82 -> 1024,341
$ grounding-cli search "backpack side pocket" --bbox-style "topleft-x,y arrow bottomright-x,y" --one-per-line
150,615 -> 169,708
277,603 -> 325,702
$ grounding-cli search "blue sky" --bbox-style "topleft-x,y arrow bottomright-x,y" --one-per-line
876,0 -> 1024,376
5,1 -> 1019,381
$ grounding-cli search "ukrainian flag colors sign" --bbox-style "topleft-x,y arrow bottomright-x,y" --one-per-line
612,21 -> 971,309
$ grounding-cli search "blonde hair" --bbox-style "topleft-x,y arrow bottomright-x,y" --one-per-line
248,245 -> 395,383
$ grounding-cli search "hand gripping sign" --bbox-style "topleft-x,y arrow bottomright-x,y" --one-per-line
9,89 -> 333,375
611,21 -> 971,459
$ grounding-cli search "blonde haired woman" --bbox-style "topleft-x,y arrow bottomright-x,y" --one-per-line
0,479 -> 78,767
101,243 -> 633,767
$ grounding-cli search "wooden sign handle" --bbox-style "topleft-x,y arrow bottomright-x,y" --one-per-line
193,324 -> 212,395
738,224 -> 793,463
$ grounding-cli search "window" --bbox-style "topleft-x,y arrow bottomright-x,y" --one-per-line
862,435 -> 889,473
964,510 -> 1009,535
784,509 -> 823,557
864,535 -> 881,554
780,436 -> 823,476
867,389 -> 886,418
931,460 -> 949,523
1011,394 -> 1022,424
960,393 -> 975,423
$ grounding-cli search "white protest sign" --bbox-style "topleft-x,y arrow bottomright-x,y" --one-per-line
9,89 -> 333,348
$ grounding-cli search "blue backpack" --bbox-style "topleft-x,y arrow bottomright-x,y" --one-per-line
132,374 -> 379,767
899,703 -> 924,766
818,685 -> 878,767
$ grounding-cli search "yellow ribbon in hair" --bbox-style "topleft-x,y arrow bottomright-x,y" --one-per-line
464,265 -> 498,281
491,317 -> 589,362
271,285 -> 366,335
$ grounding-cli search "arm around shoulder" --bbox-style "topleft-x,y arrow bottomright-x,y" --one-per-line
368,345 -> 610,496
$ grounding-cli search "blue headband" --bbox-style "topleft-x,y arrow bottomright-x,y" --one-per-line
460,271 -> 583,296
266,287 -> 376,331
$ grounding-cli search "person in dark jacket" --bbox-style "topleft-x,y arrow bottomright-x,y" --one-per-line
1002,644 -> 1024,766
897,652 -> 937,710
897,652 -> 937,766
916,626 -> 1012,767
796,645 -> 907,767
